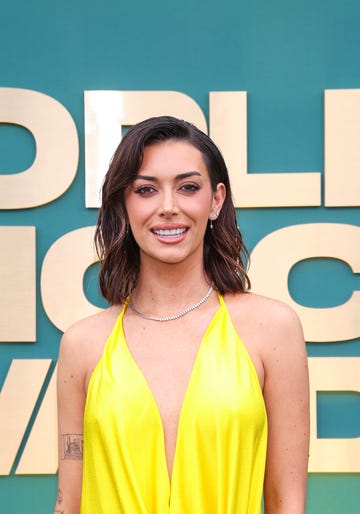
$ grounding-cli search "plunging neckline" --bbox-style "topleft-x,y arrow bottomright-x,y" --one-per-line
82,292 -> 268,514
120,297 -> 223,485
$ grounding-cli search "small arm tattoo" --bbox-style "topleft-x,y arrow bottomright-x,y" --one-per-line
61,433 -> 83,460
55,488 -> 64,513
57,489 -> 63,504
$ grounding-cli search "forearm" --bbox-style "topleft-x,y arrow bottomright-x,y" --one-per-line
55,445 -> 83,514
56,329 -> 87,514
265,506 -> 306,514
264,485 -> 307,514
54,480 -> 81,514
264,501 -> 306,514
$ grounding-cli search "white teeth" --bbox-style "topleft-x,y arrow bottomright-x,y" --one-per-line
154,228 -> 186,236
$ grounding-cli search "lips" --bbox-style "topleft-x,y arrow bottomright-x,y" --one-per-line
150,225 -> 189,242
152,227 -> 187,237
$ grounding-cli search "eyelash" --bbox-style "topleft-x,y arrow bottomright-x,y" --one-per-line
134,183 -> 200,196
180,183 -> 200,193
134,185 -> 156,195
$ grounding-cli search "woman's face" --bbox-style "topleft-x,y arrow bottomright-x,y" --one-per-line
124,140 -> 225,268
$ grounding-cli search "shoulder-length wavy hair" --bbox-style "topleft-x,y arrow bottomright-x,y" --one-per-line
95,116 -> 250,304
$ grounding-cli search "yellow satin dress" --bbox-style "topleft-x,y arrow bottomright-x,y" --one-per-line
81,295 -> 267,514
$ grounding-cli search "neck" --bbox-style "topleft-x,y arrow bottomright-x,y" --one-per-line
132,259 -> 211,310
129,283 -> 214,322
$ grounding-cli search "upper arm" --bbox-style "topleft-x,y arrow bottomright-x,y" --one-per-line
54,328 -> 87,514
262,304 -> 310,514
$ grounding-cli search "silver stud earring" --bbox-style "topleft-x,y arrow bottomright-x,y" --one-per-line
209,210 -> 220,230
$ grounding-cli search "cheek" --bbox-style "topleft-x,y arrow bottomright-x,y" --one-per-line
189,194 -> 213,216
124,194 -> 140,216
125,197 -> 153,227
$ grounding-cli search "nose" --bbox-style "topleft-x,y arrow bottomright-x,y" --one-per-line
158,189 -> 178,217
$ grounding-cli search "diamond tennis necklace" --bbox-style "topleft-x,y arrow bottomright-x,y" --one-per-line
129,284 -> 214,322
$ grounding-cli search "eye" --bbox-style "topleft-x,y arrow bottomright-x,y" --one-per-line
179,183 -> 200,193
134,185 -> 156,196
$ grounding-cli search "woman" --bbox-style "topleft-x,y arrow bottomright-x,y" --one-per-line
55,116 -> 309,514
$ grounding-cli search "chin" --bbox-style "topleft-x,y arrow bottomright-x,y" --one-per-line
143,250 -> 192,266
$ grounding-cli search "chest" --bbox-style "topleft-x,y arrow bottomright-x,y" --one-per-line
83,306 -> 268,513
122,318 -> 206,426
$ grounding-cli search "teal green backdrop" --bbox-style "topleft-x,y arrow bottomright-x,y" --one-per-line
1,0 -> 359,512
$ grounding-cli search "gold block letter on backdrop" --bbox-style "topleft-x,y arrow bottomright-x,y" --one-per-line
41,226 -> 101,332
0,226 -> 36,342
0,359 -> 51,475
249,223 -> 360,342
16,365 -> 57,474
0,88 -> 79,209
325,89 -> 360,207
308,357 -> 360,472
84,90 -> 207,208
209,91 -> 321,207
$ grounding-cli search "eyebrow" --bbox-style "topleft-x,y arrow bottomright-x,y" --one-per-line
135,171 -> 202,182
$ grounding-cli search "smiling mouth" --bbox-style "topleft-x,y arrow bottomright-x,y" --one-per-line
152,228 -> 188,237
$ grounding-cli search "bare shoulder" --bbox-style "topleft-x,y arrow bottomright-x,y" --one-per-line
57,305 -> 122,384
61,306 -> 120,346
225,291 -> 302,328
224,291 -> 305,356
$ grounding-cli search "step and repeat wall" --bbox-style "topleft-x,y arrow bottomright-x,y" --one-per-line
1,0 -> 359,512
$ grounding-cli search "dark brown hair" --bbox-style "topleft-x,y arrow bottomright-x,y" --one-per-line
95,116 -> 250,304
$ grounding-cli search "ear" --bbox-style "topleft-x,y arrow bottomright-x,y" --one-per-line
210,182 -> 226,218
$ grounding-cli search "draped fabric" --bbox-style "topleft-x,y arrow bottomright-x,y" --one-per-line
81,295 -> 267,514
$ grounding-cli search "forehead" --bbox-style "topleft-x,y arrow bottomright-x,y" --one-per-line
139,140 -> 208,175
